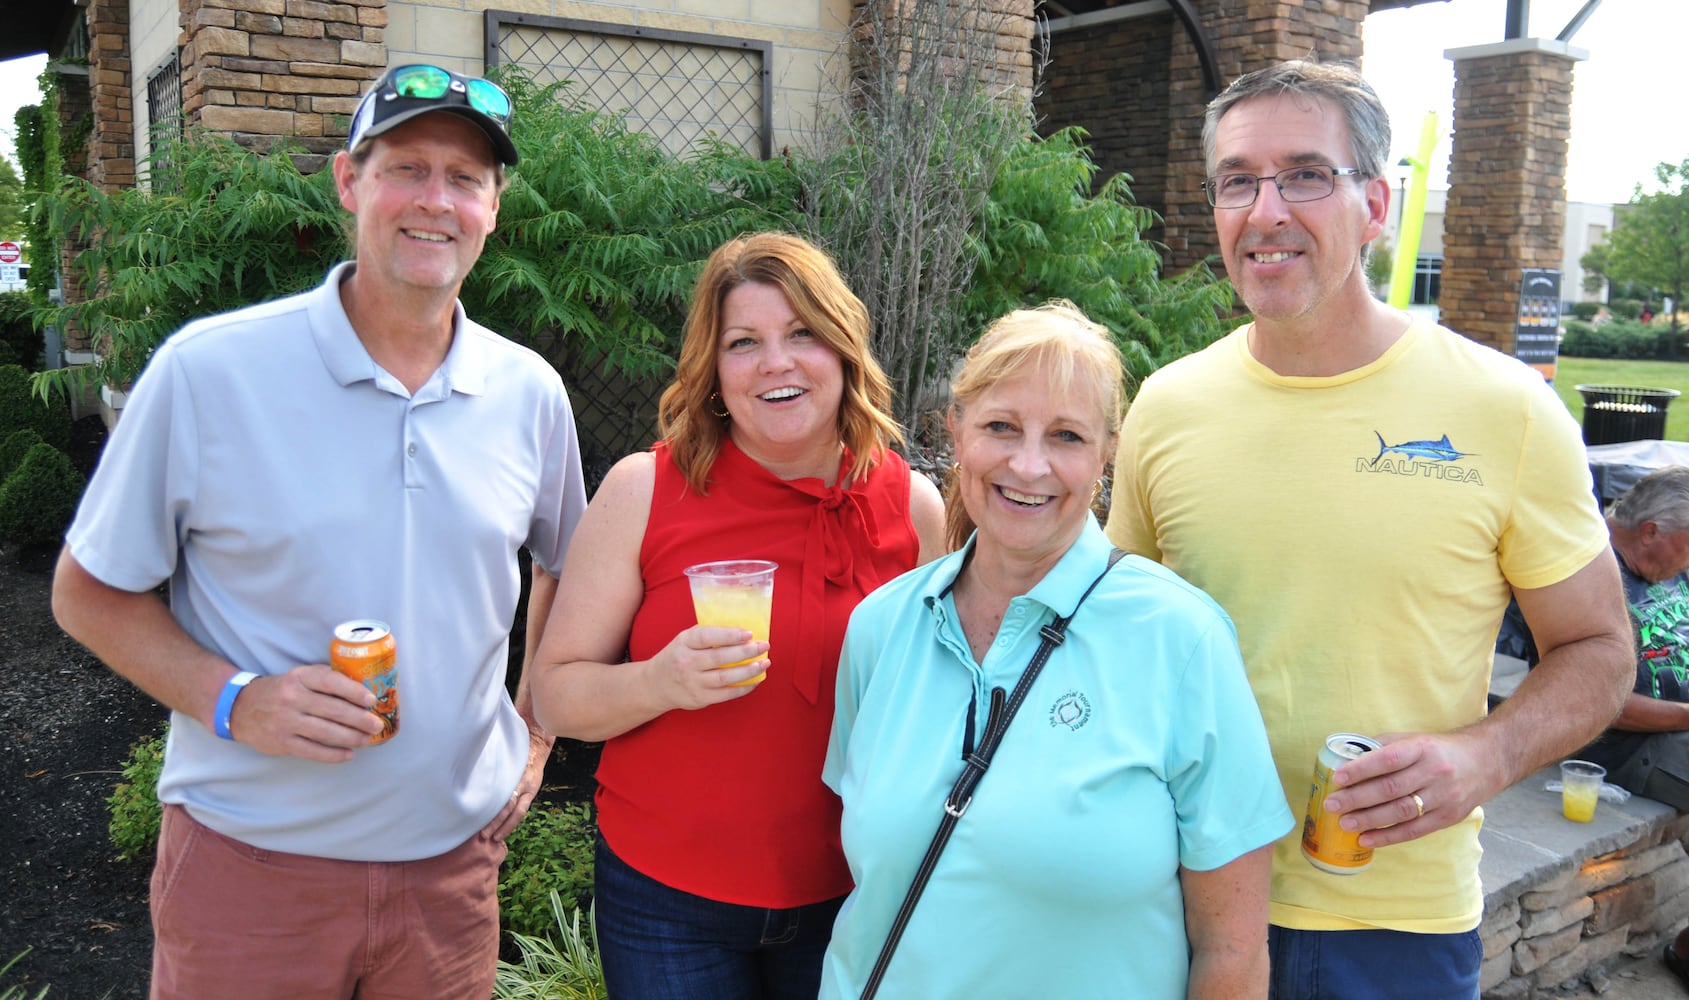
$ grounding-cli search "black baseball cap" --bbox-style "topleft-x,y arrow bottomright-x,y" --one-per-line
346,64 -> 519,166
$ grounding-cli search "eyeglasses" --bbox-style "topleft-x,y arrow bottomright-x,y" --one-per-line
381,65 -> 511,126
1202,165 -> 1364,209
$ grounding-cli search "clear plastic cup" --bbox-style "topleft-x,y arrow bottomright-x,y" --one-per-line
683,560 -> 776,685
1560,759 -> 1606,822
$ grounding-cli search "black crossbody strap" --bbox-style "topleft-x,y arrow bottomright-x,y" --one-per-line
859,548 -> 1126,1000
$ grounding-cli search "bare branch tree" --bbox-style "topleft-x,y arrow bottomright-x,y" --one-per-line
798,0 -> 1039,432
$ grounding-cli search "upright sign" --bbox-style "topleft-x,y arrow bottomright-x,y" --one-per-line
1514,268 -> 1562,382
0,242 -> 20,264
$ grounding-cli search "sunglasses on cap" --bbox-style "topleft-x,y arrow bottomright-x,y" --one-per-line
381,65 -> 512,125
347,64 -> 519,166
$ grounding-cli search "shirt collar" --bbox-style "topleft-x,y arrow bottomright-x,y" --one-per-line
308,261 -> 487,398
923,514 -> 1117,618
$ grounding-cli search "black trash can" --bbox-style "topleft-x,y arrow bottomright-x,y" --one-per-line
1575,384 -> 1681,446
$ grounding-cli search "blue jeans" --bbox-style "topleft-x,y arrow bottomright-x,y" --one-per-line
593,837 -> 845,1000
1269,926 -> 1482,1000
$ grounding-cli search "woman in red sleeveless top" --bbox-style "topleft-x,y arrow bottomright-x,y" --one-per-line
531,233 -> 945,999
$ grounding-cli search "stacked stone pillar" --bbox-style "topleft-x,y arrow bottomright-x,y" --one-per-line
179,0 -> 388,172
1438,39 -> 1582,352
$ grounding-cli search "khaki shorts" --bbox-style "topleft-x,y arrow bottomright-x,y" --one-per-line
149,804 -> 506,1000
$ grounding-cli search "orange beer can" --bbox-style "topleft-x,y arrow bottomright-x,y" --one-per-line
1300,732 -> 1381,875
329,619 -> 398,744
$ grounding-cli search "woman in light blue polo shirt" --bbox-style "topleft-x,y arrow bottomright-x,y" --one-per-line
821,302 -> 1293,999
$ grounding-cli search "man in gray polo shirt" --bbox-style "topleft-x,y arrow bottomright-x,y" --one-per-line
52,65 -> 587,998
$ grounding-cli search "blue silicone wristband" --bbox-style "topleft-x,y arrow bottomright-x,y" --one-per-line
214,671 -> 259,741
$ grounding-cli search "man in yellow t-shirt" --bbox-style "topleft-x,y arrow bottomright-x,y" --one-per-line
1107,59 -> 1634,1000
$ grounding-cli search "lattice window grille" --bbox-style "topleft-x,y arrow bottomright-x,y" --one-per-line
486,12 -> 773,159
144,51 -> 184,191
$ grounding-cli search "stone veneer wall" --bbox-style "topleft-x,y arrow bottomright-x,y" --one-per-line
1480,815 -> 1689,998
179,0 -> 388,172
846,0 -> 1035,109
1438,42 -> 1579,353
1159,0 -> 1369,270
86,1 -> 136,193
1034,11 -> 1175,243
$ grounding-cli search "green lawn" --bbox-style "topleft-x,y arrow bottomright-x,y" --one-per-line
1552,356 -> 1689,442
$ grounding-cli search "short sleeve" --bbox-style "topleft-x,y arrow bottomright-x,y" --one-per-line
1164,613 -> 1295,872
1497,379 -> 1608,590
1105,398 -> 1163,562
64,343 -> 199,593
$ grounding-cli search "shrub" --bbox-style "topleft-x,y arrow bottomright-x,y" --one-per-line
1609,298 -> 1643,321
495,895 -> 605,999
1570,301 -> 1601,321
0,428 -> 43,481
108,727 -> 167,862
0,364 -> 69,451
0,293 -> 43,371
500,802 -> 597,943
962,126 -> 1232,384
1560,319 -> 1659,359
0,442 -> 83,548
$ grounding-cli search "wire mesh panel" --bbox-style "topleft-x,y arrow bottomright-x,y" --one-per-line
486,11 -> 773,159
552,348 -> 668,495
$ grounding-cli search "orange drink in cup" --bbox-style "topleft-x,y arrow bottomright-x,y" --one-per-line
683,560 -> 776,685
1560,759 -> 1605,822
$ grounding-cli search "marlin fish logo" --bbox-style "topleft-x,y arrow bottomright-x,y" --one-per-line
1373,431 -> 1474,464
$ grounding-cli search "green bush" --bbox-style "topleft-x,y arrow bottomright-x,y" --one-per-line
1609,298 -> 1643,321
1560,319 -> 1660,359
108,727 -> 167,862
495,895 -> 605,999
963,126 -> 1231,382
500,802 -> 597,943
0,442 -> 83,548
0,428 -> 43,481
0,293 -> 43,371
0,364 -> 69,450
1570,301 -> 1602,321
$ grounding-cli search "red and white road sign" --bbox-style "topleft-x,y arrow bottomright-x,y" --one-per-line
0,243 -> 19,264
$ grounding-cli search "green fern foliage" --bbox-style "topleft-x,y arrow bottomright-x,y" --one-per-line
963,126 -> 1233,384
468,71 -> 795,378
36,132 -> 347,398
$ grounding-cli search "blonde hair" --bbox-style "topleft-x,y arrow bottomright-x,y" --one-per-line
656,233 -> 901,494
944,301 -> 1126,550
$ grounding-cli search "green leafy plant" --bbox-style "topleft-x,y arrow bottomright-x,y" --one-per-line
494,894 -> 605,999
35,130 -> 346,398
0,293 -> 44,371
469,70 -> 792,379
961,126 -> 1232,384
0,441 -> 83,549
1560,319 -> 1660,360
500,802 -> 597,942
108,727 -> 167,863
1571,301 -> 1602,321
0,428 -> 44,481
0,364 -> 68,450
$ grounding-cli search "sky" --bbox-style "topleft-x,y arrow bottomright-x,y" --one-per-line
0,1 -> 1682,205
1363,0 -> 1689,204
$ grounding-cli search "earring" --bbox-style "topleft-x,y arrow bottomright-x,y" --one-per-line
709,392 -> 730,419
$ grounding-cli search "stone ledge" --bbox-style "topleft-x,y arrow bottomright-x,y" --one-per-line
1479,764 -> 1685,996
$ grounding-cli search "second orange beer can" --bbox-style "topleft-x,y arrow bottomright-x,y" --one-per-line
1300,732 -> 1381,875
329,619 -> 398,744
